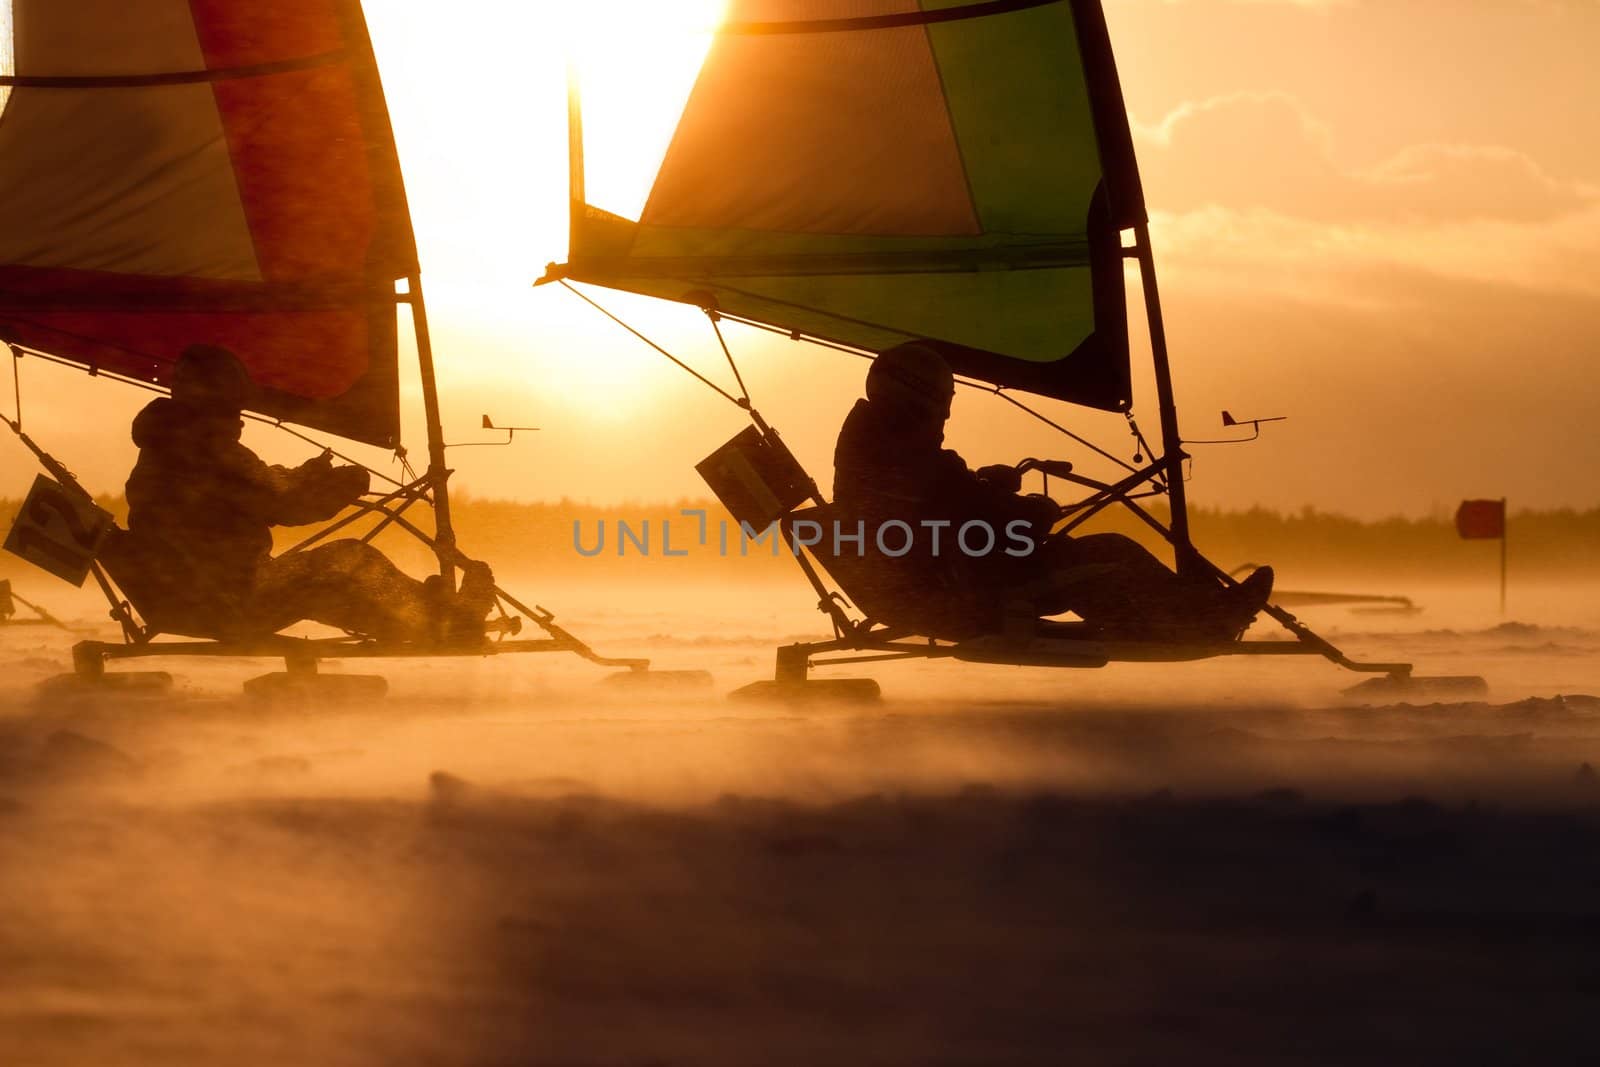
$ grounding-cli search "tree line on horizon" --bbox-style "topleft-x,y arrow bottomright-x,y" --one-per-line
3,495 -> 1595,585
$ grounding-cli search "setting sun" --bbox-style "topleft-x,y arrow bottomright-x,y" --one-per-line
355,0 -> 728,418
363,0 -> 723,270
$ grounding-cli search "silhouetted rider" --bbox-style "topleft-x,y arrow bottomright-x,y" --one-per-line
833,342 -> 1272,641
119,344 -> 493,645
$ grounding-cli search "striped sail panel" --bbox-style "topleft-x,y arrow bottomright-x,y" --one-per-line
560,0 -> 1144,411
0,0 -> 416,446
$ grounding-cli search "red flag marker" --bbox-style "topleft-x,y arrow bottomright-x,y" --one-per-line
1455,499 -> 1507,613
1455,499 -> 1506,540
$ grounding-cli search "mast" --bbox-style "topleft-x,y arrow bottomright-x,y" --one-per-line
1131,222 -> 1196,571
405,276 -> 456,581
344,0 -> 454,582
567,60 -> 586,207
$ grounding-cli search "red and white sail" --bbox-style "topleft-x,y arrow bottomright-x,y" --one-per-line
0,0 -> 417,446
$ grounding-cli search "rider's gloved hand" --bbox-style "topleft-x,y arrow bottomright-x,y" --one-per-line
1023,493 -> 1061,530
977,463 -> 1023,493
330,464 -> 371,500
305,450 -> 370,499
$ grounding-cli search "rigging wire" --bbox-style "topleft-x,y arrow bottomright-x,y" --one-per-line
701,307 -> 1143,473
3,340 -> 451,568
263,418 -> 409,490
3,339 -> 410,490
558,280 -> 744,408
984,389 -> 1139,474
8,344 -> 21,428
1,337 -> 461,580
557,284 -> 1149,476
395,445 -> 419,485
0,319 -> 425,486
705,310 -> 752,408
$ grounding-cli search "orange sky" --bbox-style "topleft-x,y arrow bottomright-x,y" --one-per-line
4,0 -> 1598,519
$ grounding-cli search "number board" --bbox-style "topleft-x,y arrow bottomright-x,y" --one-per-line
4,475 -> 113,586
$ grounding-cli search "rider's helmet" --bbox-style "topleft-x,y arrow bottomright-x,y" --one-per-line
171,344 -> 256,413
867,342 -> 955,422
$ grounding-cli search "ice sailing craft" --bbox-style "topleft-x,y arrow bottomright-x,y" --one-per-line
544,0 -> 1480,699
0,0 -> 703,694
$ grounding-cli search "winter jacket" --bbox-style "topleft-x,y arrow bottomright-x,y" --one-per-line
833,398 -> 1055,547
120,398 -> 368,631
830,397 -> 1056,635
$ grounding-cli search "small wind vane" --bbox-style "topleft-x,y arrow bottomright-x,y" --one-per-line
1185,410 -> 1288,445
1222,410 -> 1287,433
447,415 -> 540,448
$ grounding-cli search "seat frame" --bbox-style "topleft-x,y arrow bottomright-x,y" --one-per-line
716,424 -> 1415,690
71,514 -> 647,683
6,419 -> 651,685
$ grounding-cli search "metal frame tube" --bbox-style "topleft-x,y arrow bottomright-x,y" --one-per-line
1131,223 -> 1194,569
405,274 -> 456,581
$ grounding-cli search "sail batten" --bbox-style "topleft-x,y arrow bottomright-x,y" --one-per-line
561,242 -> 1093,279
561,0 -> 1143,412
719,0 -> 1066,36
0,0 -> 415,447
0,50 -> 347,88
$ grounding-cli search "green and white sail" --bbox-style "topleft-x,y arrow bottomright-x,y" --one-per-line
551,0 -> 1146,412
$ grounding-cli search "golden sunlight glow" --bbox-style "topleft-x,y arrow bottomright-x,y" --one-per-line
366,0 -> 723,261
360,0 -> 727,412
563,0 -> 726,219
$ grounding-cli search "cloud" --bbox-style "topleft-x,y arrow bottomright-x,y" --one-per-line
1146,201 -> 1600,308
1140,257 -> 1600,516
1135,92 -> 1597,225
1362,143 -> 1596,222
